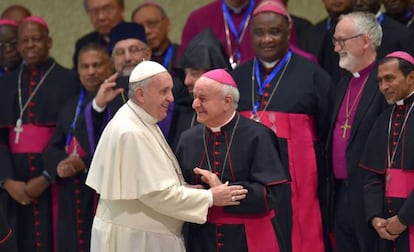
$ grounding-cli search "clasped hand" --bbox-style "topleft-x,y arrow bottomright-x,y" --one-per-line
372,216 -> 407,241
191,167 -> 248,207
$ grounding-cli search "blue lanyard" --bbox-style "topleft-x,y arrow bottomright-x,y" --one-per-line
222,0 -> 255,61
162,44 -> 174,69
252,50 -> 292,114
378,13 -> 384,24
65,89 -> 86,148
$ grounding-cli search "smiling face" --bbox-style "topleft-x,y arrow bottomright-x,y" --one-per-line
250,12 -> 290,63
111,38 -> 150,76
378,59 -> 414,104
78,48 -> 113,92
192,77 -> 234,128
137,71 -> 174,121
333,17 -> 368,72
17,21 -> 51,68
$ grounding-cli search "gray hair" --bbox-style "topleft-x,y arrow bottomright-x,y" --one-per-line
131,2 -> 167,20
340,12 -> 383,50
128,77 -> 150,99
222,85 -> 240,110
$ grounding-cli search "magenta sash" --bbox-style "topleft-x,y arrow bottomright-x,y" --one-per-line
240,111 -> 325,252
207,206 -> 279,252
385,169 -> 414,251
9,124 -> 54,153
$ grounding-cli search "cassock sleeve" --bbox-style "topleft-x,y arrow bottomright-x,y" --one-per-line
398,190 -> 414,225
364,172 -> 385,224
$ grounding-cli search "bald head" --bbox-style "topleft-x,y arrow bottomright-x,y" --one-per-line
1,5 -> 31,23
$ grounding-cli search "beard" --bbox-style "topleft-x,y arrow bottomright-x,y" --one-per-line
338,51 -> 359,72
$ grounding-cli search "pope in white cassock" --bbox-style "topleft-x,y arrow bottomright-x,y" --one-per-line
85,61 -> 247,252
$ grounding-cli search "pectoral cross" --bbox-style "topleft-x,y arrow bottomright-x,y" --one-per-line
14,118 -> 23,144
340,118 -> 351,138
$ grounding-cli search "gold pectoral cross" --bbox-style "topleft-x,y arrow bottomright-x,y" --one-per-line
340,118 -> 351,138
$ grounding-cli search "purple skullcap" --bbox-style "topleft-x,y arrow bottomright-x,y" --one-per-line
22,16 -> 49,31
202,69 -> 237,88
253,0 -> 291,22
385,51 -> 414,65
0,18 -> 19,27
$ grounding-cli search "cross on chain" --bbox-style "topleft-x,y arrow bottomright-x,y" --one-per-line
14,118 -> 23,144
340,118 -> 351,138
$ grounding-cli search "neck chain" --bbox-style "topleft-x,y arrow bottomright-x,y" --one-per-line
385,102 -> 414,191
14,62 -> 56,144
340,75 -> 368,138
250,55 -> 291,122
202,114 -> 240,181
222,0 -> 254,69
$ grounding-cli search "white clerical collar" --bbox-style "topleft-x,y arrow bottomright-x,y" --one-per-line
127,100 -> 159,125
352,71 -> 361,78
395,90 -> 414,105
259,58 -> 280,69
210,111 -> 236,133
225,1 -> 249,14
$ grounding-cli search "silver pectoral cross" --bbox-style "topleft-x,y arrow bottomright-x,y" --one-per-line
229,56 -> 238,70
14,118 -> 23,144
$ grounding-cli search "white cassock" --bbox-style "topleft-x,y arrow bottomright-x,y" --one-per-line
86,100 -> 211,252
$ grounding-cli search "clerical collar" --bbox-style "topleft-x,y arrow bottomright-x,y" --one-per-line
395,90 -> 414,106
351,61 -> 375,78
225,0 -> 250,14
209,111 -> 236,132
259,58 -> 280,69
127,100 -> 159,125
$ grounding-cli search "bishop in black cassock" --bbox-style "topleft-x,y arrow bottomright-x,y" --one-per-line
232,2 -> 333,251
360,52 -> 414,252
0,17 -> 79,252
176,69 -> 289,252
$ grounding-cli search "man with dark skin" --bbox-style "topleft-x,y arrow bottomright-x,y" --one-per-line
232,1 -> 333,251
382,0 -> 414,28
0,16 -> 79,252
0,19 -> 20,77
1,4 -> 31,23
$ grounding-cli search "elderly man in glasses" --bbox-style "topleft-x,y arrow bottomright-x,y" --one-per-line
326,11 -> 389,252
73,0 -> 125,69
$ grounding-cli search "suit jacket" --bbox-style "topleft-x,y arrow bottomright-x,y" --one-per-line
326,65 -> 388,231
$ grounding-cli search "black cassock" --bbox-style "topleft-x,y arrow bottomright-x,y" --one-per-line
43,87 -> 96,252
360,95 -> 414,252
176,114 -> 289,252
232,52 -> 333,252
0,58 -> 79,252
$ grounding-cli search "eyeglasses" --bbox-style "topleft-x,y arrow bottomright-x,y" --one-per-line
88,5 -> 116,18
0,39 -> 17,51
138,17 -> 166,30
332,34 -> 363,47
112,45 -> 147,57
